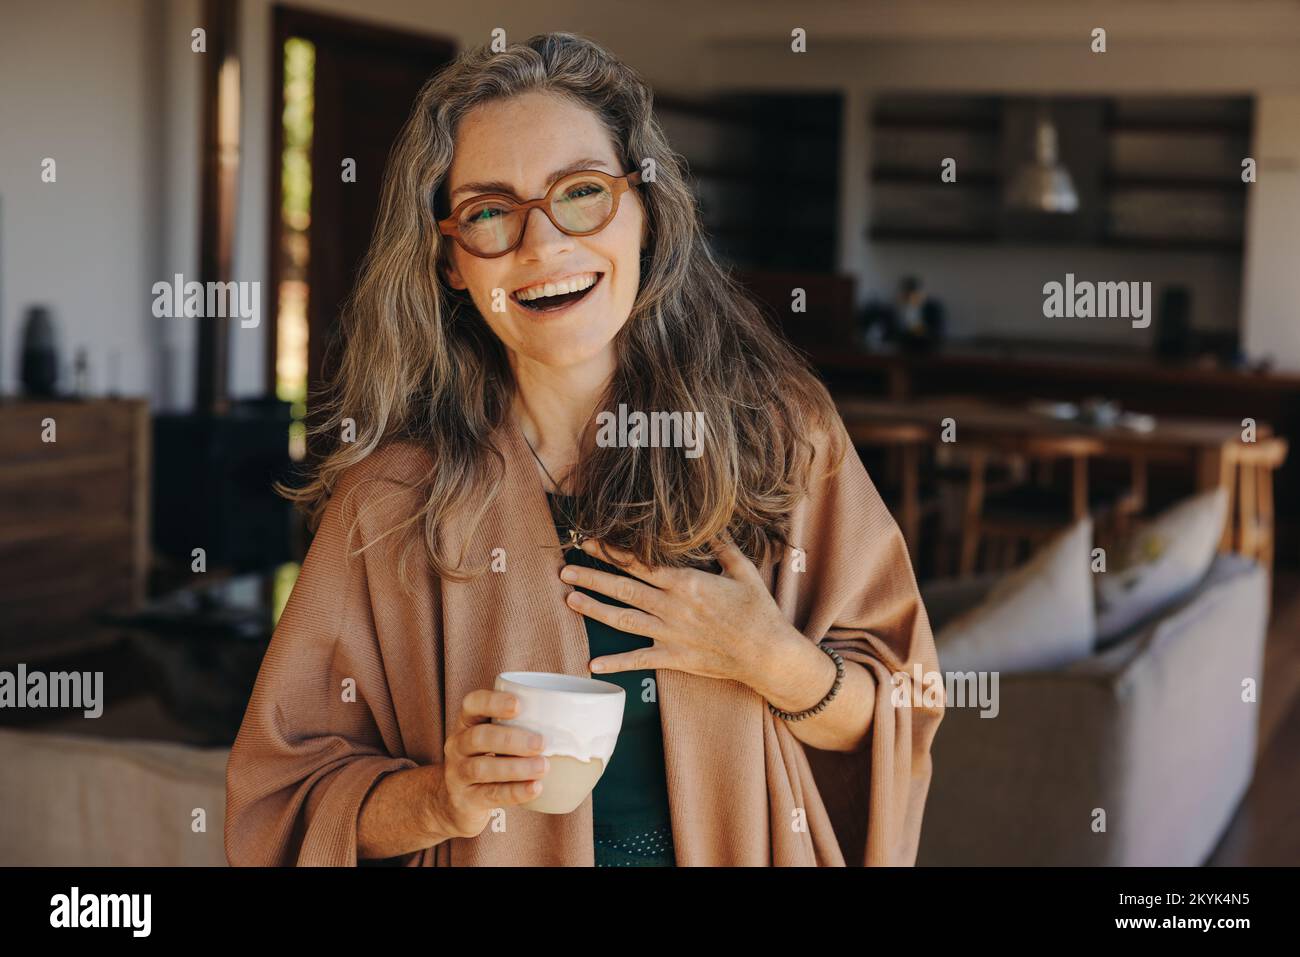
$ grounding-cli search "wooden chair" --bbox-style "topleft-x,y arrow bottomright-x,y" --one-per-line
846,417 -> 1026,577
845,419 -> 934,560
959,434 -> 1146,577
1229,436 -> 1289,577
928,438 -> 1028,578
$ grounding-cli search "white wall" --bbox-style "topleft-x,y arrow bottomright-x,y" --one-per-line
0,0 -> 162,400
1242,94 -> 1300,368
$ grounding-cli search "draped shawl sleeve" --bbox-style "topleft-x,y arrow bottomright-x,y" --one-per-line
224,449 -> 429,866
767,413 -> 946,866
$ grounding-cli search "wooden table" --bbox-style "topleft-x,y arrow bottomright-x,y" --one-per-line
835,394 -> 1285,561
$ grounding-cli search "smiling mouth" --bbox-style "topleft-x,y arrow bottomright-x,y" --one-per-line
512,273 -> 603,313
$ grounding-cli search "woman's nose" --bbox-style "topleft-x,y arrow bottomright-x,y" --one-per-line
516,205 -> 574,259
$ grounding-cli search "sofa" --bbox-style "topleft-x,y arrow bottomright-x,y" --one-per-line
0,726 -> 229,866
916,553 -> 1269,866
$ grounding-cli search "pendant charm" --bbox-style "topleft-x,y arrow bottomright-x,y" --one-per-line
562,527 -> 583,550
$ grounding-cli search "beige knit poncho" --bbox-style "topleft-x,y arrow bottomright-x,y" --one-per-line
224,412 -> 944,865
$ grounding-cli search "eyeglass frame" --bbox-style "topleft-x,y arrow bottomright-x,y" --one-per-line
437,168 -> 644,258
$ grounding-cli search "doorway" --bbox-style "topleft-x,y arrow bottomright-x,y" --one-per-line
266,5 -> 455,459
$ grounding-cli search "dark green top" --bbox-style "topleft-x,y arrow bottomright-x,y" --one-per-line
546,492 -> 676,867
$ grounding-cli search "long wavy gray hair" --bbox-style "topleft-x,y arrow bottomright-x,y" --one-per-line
280,31 -> 846,588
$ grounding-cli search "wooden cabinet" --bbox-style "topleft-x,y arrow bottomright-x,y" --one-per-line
0,399 -> 150,654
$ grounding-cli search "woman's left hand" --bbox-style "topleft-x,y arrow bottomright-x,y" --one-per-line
560,536 -> 803,686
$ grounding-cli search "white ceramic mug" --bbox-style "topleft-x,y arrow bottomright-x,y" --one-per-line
491,671 -> 626,814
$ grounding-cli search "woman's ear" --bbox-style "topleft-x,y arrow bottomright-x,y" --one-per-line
441,253 -> 467,291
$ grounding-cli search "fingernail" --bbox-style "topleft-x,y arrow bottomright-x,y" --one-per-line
560,566 -> 577,582
530,734 -> 544,750
590,661 -> 604,672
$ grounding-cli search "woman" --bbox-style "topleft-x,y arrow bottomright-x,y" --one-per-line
225,32 -> 944,867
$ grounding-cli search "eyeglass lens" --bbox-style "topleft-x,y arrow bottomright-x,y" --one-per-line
456,172 -> 616,254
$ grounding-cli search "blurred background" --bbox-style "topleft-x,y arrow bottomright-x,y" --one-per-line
0,0 -> 1296,866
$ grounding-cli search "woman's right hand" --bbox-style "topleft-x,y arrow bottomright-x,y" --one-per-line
430,689 -> 551,839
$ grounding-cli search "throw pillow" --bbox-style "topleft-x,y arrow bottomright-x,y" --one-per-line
935,517 -> 1094,674
1094,487 -> 1228,643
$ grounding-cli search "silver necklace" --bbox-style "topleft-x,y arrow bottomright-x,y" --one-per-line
522,430 -> 583,550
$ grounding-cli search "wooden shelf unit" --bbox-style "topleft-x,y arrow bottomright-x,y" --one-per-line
868,93 -> 1253,252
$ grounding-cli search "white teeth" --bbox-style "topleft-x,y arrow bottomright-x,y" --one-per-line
516,273 -> 598,302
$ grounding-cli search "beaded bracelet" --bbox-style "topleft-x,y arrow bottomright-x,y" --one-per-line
767,643 -> 845,722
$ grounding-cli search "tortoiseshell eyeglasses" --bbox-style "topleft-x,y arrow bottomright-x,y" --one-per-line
438,168 -> 643,258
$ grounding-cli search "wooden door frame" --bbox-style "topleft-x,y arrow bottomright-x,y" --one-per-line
263,4 -> 456,397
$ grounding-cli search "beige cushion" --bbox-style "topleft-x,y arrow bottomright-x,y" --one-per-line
935,517 -> 1094,673
1095,488 -> 1228,642
0,728 -> 230,866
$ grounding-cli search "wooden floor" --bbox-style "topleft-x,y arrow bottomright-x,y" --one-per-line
1206,567 -> 1300,866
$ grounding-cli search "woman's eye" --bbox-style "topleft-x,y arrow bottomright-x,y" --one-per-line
466,204 -> 508,224
565,183 -> 604,200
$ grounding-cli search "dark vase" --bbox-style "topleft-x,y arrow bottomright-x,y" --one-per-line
20,306 -> 60,397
